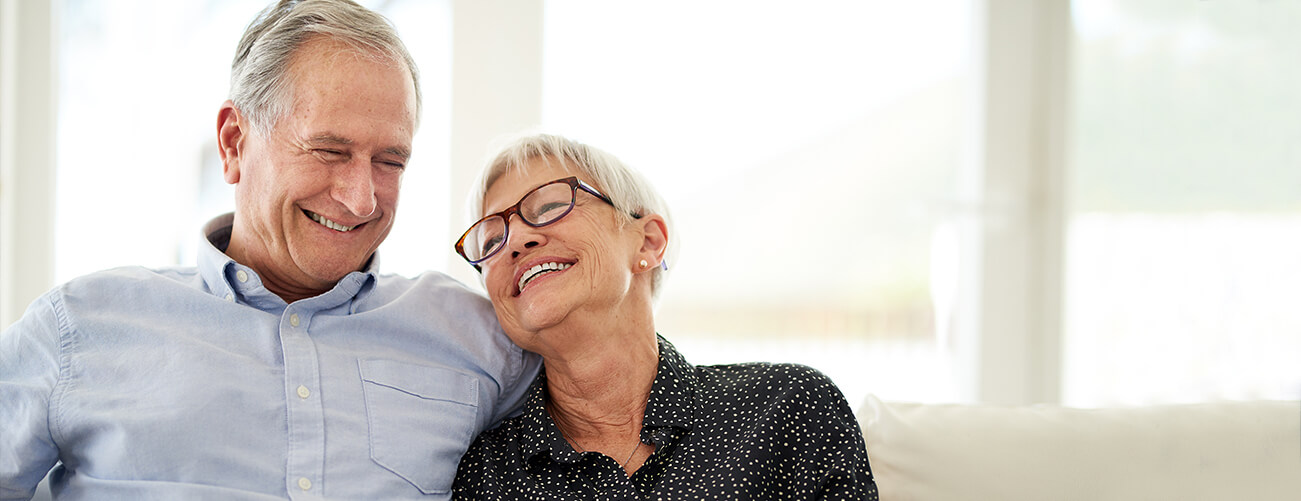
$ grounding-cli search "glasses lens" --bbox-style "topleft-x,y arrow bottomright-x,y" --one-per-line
519,182 -> 576,225
463,216 -> 506,262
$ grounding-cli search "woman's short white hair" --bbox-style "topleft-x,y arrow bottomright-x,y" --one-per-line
229,0 -> 421,134
467,133 -> 677,301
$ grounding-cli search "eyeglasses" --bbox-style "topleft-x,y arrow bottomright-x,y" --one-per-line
455,176 -> 619,267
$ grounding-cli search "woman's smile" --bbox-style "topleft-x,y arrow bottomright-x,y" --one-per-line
515,260 -> 572,294
515,260 -> 574,296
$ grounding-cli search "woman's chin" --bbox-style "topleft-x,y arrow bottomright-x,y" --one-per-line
501,304 -> 571,346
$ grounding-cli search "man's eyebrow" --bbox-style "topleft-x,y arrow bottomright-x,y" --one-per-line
306,134 -> 410,161
383,146 -> 411,161
306,134 -> 353,146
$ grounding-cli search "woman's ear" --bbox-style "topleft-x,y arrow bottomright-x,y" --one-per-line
217,101 -> 245,184
634,214 -> 669,272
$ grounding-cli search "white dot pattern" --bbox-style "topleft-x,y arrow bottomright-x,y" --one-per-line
453,336 -> 878,500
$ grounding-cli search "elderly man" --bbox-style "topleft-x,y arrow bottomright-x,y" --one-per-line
0,1 -> 538,499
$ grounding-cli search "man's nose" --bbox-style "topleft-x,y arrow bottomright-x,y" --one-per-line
333,161 -> 378,217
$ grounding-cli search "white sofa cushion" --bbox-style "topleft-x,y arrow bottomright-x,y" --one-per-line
859,395 -> 1301,501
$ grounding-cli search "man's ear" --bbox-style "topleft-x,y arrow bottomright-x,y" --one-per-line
217,100 -> 245,185
635,214 -> 669,271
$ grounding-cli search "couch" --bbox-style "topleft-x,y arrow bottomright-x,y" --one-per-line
858,395 -> 1301,500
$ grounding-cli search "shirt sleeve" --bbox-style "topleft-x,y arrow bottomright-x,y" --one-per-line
0,293 -> 64,500
807,370 -> 879,501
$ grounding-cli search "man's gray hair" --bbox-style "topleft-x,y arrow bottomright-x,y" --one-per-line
229,0 -> 421,134
468,133 -> 678,301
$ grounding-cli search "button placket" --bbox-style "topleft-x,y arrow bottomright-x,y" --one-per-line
281,306 -> 325,499
288,312 -> 312,402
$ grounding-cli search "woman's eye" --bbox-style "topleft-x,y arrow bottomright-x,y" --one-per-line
536,202 -> 568,216
481,235 -> 503,255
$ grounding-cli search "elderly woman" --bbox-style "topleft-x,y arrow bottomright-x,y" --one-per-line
451,133 -> 877,500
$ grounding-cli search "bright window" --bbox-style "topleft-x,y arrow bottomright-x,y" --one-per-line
45,0 -> 1297,409
541,0 -> 979,406
1063,0 -> 1301,405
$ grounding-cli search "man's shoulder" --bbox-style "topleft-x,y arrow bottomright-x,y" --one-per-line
24,266 -> 209,333
55,265 -> 203,297
44,265 -> 201,308
362,270 -> 506,338
370,270 -> 493,308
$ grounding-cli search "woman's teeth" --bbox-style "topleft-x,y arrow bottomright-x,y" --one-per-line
518,262 -> 572,292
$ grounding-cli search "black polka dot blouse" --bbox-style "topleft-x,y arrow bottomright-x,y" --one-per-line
453,335 -> 878,500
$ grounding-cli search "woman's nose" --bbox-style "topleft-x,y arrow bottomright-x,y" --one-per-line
505,216 -> 544,258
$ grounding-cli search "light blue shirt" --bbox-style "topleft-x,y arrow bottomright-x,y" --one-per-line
0,214 -> 540,500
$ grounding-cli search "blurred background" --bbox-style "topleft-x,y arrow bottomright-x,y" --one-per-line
3,0 -> 1299,410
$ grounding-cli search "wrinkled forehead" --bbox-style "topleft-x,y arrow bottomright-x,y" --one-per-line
481,156 -> 578,214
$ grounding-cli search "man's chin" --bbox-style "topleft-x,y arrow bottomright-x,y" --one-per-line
294,253 -> 373,285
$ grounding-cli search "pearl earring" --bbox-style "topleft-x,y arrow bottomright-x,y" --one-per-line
639,259 -> 648,269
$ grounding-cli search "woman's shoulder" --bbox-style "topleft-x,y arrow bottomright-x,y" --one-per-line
697,361 -> 832,383
686,361 -> 864,455
693,361 -> 845,402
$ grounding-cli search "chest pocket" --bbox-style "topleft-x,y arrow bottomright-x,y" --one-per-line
360,359 -> 480,495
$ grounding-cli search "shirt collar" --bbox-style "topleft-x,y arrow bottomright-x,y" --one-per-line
517,371 -> 581,465
518,334 -> 698,466
643,336 -> 698,431
197,213 -> 380,310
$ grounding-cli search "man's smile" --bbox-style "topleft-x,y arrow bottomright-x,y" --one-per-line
304,209 -> 359,232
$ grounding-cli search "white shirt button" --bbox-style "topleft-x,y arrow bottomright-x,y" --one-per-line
297,385 -> 311,399
235,270 -> 249,283
297,477 -> 312,490
289,313 -> 300,327
224,293 -> 234,302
